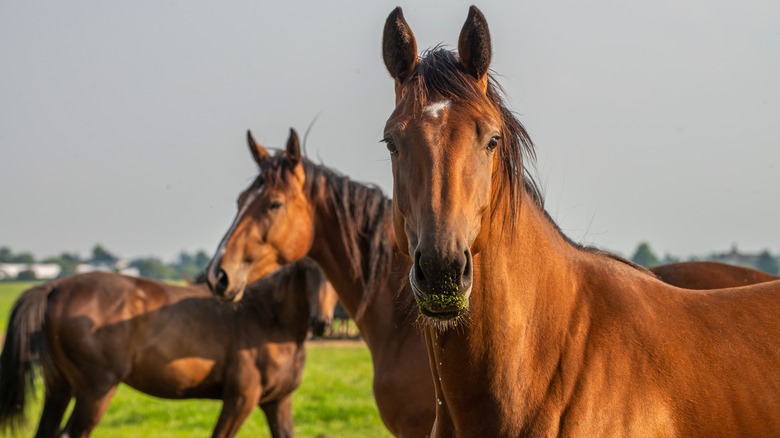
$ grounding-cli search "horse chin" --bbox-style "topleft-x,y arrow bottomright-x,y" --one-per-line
218,285 -> 246,303
418,306 -> 470,332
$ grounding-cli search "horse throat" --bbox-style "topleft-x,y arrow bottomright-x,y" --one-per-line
428,190 -> 590,434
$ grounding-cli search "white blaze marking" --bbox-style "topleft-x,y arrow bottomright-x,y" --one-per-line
424,100 -> 451,118
213,187 -> 264,259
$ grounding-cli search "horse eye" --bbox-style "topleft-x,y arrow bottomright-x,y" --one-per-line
382,137 -> 398,156
487,136 -> 501,152
268,200 -> 283,211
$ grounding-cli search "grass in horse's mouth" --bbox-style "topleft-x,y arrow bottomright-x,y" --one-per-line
416,293 -> 470,331
417,293 -> 467,314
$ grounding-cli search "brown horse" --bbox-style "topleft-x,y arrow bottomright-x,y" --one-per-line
382,6 -> 780,436
304,263 -> 340,337
186,258 -> 337,337
0,261 -> 323,438
202,129 -> 780,436
205,129 -> 435,436
652,261 -> 778,289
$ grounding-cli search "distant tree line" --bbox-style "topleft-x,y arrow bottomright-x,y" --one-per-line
130,251 -> 211,281
630,242 -> 780,275
4,242 -> 778,279
0,245 -> 211,281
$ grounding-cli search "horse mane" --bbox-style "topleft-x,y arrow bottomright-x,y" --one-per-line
302,159 -> 395,320
413,48 -> 652,276
254,152 -> 395,320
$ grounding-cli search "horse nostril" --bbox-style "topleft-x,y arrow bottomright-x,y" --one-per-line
413,250 -> 427,287
214,269 -> 229,296
462,250 -> 472,280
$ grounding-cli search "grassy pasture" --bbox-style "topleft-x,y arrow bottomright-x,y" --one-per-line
0,281 -> 392,437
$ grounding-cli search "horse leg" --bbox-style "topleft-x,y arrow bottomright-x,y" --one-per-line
211,368 -> 261,438
34,380 -> 72,438
261,395 -> 294,438
60,385 -> 117,438
210,394 -> 260,438
343,320 -> 351,338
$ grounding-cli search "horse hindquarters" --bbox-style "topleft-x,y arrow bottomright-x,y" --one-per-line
0,281 -> 119,438
0,284 -> 55,433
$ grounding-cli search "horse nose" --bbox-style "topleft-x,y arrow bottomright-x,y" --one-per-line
413,249 -> 473,296
310,318 -> 327,337
209,269 -> 230,298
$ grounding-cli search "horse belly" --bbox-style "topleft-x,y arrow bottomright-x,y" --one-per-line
125,356 -> 222,399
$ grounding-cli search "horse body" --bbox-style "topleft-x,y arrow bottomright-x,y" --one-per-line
0,266 -> 313,438
382,6 -> 780,436
206,130 -> 435,437
431,199 -> 780,436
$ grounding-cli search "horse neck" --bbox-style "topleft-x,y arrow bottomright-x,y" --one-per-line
306,193 -> 413,347
430,189 -> 592,430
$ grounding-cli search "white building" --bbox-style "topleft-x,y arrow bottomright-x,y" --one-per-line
0,263 -> 62,280
75,262 -> 139,277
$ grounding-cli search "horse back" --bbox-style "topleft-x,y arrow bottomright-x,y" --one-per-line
652,261 -> 778,289
574,272 -> 780,436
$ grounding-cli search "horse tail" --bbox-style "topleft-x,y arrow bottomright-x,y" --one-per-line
0,281 -> 56,432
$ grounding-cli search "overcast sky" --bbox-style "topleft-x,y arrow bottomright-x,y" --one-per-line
1,0 -> 778,262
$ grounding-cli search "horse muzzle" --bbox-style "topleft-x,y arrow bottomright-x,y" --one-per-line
207,266 -> 247,302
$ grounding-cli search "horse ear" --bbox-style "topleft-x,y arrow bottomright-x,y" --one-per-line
285,128 -> 301,165
247,130 -> 270,167
382,7 -> 418,84
458,6 -> 492,92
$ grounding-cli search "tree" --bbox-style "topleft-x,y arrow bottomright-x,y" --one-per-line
12,252 -> 35,264
17,269 -> 37,280
631,242 -> 659,267
0,247 -> 12,263
44,252 -> 82,277
91,244 -> 118,264
756,250 -> 779,275
172,250 -> 212,279
194,251 -> 211,270
130,257 -> 176,280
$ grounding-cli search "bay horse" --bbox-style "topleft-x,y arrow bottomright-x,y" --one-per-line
382,6 -> 780,436
201,129 -> 780,437
651,261 -> 778,289
0,261 -> 324,438
185,258 -> 338,337
205,129 -> 435,436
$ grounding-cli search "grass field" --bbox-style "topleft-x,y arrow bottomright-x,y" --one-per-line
0,281 -> 392,437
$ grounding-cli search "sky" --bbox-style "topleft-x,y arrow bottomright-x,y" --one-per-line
1,0 -> 778,262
